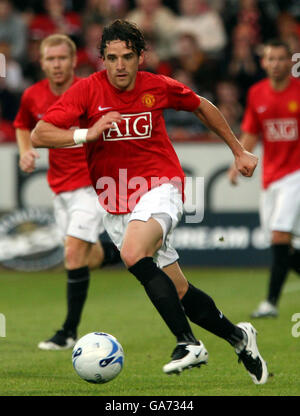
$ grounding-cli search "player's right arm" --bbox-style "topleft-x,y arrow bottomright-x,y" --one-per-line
31,78 -> 122,148
227,85 -> 261,185
31,112 -> 122,148
227,132 -> 259,185
16,128 -> 40,173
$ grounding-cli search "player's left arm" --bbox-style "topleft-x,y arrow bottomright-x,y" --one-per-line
193,96 -> 258,178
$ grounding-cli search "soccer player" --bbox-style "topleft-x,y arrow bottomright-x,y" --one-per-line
31,20 -> 268,384
228,39 -> 300,318
14,34 -> 121,350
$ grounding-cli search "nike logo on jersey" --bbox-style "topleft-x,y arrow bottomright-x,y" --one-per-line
98,106 -> 113,111
257,106 -> 267,113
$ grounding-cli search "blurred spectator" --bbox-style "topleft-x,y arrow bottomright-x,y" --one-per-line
22,38 -> 44,84
284,32 -> 300,55
214,79 -> 243,136
0,78 -> 19,121
176,0 -> 227,57
169,32 -> 218,100
126,0 -> 177,60
164,69 -> 208,142
223,0 -> 278,45
0,103 -> 15,143
141,37 -> 172,76
0,0 -> 27,62
29,0 -> 81,41
276,12 -> 300,45
282,0 -> 300,20
83,0 -> 129,27
76,20 -> 105,76
225,22 -> 264,102
0,41 -> 27,93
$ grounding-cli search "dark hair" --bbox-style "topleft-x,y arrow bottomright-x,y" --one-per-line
264,39 -> 292,57
100,19 -> 146,57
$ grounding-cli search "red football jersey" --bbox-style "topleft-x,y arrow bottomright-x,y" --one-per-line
242,77 -> 300,189
14,77 -> 92,194
43,70 -> 201,214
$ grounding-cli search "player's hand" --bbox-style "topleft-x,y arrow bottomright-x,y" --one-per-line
234,149 -> 258,179
227,163 -> 240,185
19,149 -> 40,173
87,111 -> 123,142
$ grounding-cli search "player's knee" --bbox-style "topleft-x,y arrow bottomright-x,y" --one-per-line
120,246 -> 150,269
64,244 -> 87,269
120,249 -> 141,269
271,231 -> 291,245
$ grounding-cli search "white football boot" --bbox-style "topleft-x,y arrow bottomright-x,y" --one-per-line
38,329 -> 77,350
163,341 -> 208,375
251,300 -> 278,318
236,322 -> 268,385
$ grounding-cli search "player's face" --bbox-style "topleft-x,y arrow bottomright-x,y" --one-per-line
262,46 -> 292,82
41,43 -> 76,86
103,40 -> 144,91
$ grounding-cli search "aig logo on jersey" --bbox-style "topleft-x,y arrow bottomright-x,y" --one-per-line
264,118 -> 298,142
103,112 -> 152,141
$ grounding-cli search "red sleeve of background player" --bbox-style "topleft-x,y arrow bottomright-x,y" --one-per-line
241,87 -> 261,135
13,89 -> 36,131
160,75 -> 201,112
43,78 -> 88,129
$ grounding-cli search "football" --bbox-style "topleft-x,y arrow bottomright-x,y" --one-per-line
72,332 -> 124,384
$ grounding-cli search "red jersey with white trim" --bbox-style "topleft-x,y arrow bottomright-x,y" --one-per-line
43,70 -> 201,214
14,77 -> 91,194
242,77 -> 300,189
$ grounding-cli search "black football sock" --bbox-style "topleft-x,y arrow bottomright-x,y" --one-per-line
267,244 -> 290,306
100,241 -> 121,267
62,266 -> 90,335
128,257 -> 198,344
289,248 -> 300,275
181,283 -> 244,346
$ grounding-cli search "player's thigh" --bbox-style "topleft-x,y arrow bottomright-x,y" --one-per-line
121,218 -> 164,262
122,184 -> 183,266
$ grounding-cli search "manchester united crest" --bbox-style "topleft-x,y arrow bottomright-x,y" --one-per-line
142,93 -> 155,108
288,101 -> 299,113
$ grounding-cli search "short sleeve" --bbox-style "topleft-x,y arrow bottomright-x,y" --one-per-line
241,88 -> 261,135
160,75 -> 201,112
13,89 -> 36,130
43,79 -> 88,129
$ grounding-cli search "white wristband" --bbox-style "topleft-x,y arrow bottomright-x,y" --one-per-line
73,129 -> 88,144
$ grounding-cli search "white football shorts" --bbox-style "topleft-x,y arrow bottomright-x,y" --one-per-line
53,186 -> 105,243
103,183 -> 183,268
260,169 -> 300,244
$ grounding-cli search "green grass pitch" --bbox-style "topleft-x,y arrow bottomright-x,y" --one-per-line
0,266 -> 299,396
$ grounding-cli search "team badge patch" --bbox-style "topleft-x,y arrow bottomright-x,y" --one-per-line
142,93 -> 155,108
288,101 -> 299,113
